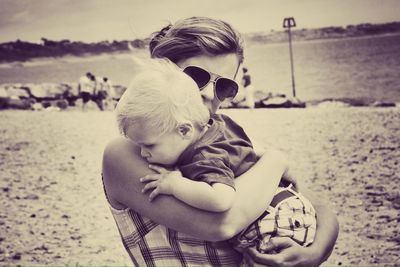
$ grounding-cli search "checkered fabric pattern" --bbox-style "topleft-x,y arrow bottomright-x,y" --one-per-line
232,187 -> 317,253
109,205 -> 242,267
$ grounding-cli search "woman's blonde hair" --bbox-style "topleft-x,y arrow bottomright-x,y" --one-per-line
115,58 -> 210,137
149,17 -> 244,64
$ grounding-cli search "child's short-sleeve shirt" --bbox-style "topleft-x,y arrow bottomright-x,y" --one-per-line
176,114 -> 258,189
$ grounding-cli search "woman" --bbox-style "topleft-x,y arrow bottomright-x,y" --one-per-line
102,17 -> 338,266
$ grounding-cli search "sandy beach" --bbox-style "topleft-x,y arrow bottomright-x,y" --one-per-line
0,107 -> 399,266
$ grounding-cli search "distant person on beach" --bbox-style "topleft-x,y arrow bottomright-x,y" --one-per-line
115,57 -> 317,260
78,72 -> 96,111
242,67 -> 255,109
102,17 -> 338,266
94,76 -> 114,111
101,77 -> 116,110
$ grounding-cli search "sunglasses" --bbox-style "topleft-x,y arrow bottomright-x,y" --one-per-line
183,66 -> 239,102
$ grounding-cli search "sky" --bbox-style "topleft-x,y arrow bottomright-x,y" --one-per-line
0,0 -> 399,43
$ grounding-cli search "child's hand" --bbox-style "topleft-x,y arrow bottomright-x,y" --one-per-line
140,164 -> 183,201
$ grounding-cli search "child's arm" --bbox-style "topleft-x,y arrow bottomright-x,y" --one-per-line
140,165 -> 235,212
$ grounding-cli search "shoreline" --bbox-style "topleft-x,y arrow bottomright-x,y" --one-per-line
1,81 -> 399,110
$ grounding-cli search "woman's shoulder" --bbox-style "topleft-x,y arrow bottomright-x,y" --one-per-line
102,137 -> 133,209
102,136 -> 151,209
103,136 -> 134,156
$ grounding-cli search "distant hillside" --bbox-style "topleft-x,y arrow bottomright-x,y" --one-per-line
1,21 -> 399,63
0,38 -> 149,63
244,21 -> 400,44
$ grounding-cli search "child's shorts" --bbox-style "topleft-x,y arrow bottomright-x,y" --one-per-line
232,185 -> 317,253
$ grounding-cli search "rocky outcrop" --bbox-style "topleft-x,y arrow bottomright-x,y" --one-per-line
0,83 -> 126,110
227,90 -> 306,109
1,83 -> 397,111
259,95 -> 306,108
1,83 -> 308,110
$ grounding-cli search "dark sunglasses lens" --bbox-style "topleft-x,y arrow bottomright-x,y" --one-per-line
215,78 -> 238,101
183,66 -> 210,89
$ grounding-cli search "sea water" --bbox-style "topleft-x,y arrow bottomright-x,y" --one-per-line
0,34 -> 399,103
245,33 -> 400,102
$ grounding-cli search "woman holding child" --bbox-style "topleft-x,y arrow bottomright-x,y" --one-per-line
102,17 -> 339,266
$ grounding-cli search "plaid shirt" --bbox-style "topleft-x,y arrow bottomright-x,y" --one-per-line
109,205 -> 242,267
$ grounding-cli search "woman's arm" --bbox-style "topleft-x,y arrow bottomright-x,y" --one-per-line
102,136 -> 286,241
297,187 -> 339,264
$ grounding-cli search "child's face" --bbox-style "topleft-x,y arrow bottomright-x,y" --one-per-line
126,126 -> 189,167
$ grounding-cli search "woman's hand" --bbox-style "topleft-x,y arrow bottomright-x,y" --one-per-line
243,237 -> 322,266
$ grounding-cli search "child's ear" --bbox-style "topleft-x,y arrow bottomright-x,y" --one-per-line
177,122 -> 194,139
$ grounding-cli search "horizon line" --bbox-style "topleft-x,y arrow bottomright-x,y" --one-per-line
1,20 -> 399,44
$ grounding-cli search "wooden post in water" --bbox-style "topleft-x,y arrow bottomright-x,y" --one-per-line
283,17 -> 297,98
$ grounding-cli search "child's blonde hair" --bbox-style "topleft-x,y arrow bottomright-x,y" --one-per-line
116,57 -> 210,137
